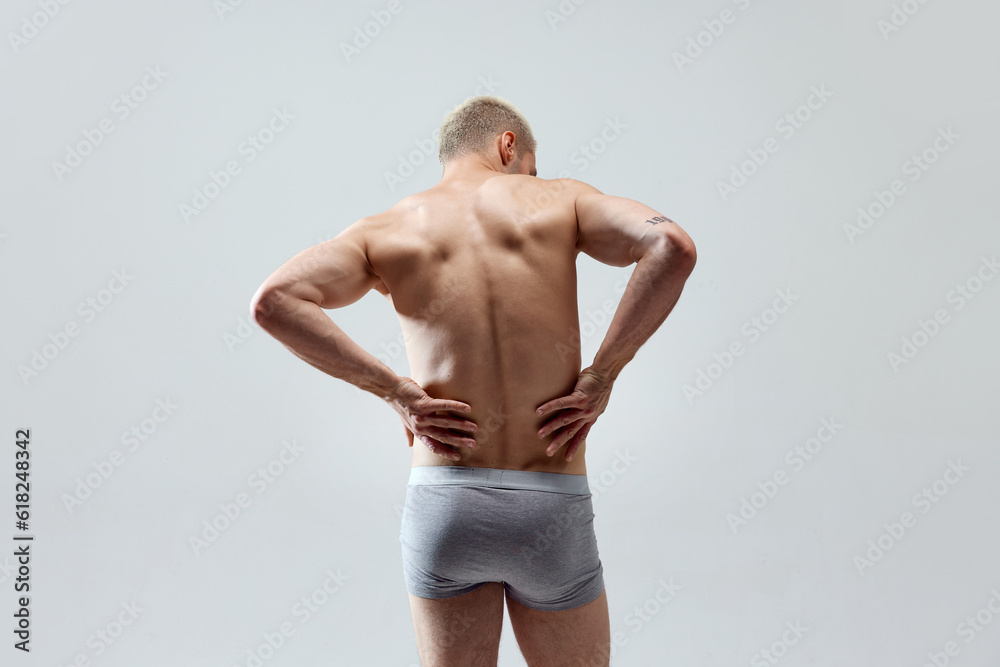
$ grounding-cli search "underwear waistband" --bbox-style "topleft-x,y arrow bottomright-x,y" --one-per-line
407,465 -> 591,495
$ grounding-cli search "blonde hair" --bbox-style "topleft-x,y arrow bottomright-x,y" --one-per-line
438,95 -> 537,165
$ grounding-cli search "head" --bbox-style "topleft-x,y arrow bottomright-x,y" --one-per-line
438,95 -> 537,176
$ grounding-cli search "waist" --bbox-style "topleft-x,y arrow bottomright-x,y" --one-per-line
407,465 -> 591,495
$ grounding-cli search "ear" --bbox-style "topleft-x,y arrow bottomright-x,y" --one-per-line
498,131 -> 516,165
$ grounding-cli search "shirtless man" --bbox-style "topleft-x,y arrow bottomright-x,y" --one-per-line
249,96 -> 696,666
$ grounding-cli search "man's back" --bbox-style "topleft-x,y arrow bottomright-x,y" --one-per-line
364,174 -> 586,473
250,96 -> 696,665
250,97 -> 697,664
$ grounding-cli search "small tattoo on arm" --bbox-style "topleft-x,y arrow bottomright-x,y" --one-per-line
644,216 -> 674,225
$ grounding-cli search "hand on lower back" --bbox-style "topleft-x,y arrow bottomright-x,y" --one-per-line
387,377 -> 478,462
535,367 -> 614,461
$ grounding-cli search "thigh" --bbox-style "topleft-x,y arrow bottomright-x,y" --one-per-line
506,587 -> 611,667
408,582 -> 505,666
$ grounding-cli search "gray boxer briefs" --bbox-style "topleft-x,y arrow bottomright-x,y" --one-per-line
399,465 -> 605,612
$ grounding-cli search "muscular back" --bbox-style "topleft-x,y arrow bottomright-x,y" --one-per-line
253,159 -> 692,475
365,175 -> 585,473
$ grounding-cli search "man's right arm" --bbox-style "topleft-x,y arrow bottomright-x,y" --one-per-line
573,180 -> 697,382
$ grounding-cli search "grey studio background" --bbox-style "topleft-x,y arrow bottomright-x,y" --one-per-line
2,0 -> 999,665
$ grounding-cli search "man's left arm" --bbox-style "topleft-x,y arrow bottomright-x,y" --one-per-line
248,219 -> 477,459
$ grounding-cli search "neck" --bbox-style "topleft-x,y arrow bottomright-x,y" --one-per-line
441,153 -> 506,183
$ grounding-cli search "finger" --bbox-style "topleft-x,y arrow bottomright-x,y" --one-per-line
544,426 -> 573,457
545,421 -> 586,457
425,398 -> 472,414
538,408 -> 586,438
536,394 -> 587,417
421,426 -> 477,449
564,422 -> 592,462
400,417 -> 415,447
418,435 -> 461,461
413,413 -> 478,434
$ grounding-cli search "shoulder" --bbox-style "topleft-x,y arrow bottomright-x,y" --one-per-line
522,177 -> 602,219
347,188 -> 448,246
519,176 -> 602,203
327,209 -> 400,274
552,177 -> 601,197
483,175 -> 599,211
334,214 -> 391,295
340,202 -> 408,242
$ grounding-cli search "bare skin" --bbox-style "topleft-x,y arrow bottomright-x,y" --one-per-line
250,130 -> 696,665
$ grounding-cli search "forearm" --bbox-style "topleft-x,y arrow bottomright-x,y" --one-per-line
252,291 -> 401,400
591,241 -> 695,381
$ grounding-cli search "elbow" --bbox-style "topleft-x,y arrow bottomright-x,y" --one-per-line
648,235 -> 697,274
678,239 -> 697,272
249,287 -> 283,327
